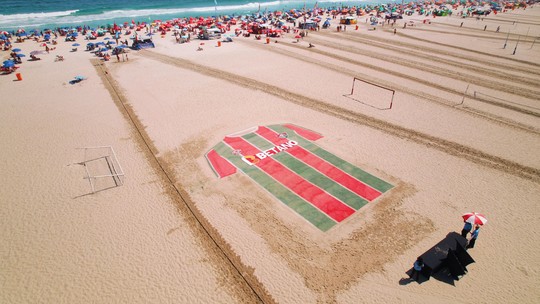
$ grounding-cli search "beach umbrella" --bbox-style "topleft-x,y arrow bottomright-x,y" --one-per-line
16,53 -> 26,57
104,37 -> 110,40
12,48 -> 22,52
30,50 -> 45,55
72,43 -> 80,46
108,41 -> 116,44
2,60 -> 15,67
462,212 -> 488,225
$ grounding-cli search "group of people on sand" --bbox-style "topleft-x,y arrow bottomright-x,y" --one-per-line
409,217 -> 483,282
461,221 -> 481,249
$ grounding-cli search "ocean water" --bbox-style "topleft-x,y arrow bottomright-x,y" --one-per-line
0,0 -> 389,31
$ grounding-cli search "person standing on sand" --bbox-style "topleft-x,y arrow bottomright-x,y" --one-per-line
461,220 -> 473,238
410,257 -> 424,281
467,225 -> 480,249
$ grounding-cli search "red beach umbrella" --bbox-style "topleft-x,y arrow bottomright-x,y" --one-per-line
462,212 -> 488,225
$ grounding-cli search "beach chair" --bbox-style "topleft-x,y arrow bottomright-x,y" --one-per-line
71,47 -> 78,52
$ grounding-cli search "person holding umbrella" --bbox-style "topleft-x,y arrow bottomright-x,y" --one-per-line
467,225 -> 481,249
461,220 -> 473,238
462,212 -> 487,249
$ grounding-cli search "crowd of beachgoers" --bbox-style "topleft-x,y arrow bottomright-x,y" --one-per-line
1,0 -> 536,73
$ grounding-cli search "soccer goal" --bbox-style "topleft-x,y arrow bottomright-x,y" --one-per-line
344,77 -> 395,110
74,146 -> 125,194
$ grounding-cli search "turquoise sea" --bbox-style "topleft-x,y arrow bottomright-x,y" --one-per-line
0,0 -> 389,31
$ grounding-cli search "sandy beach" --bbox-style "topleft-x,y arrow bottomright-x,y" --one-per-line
1,5 -> 540,303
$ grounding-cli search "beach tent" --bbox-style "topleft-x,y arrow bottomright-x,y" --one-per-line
454,240 -> 475,267
299,20 -> 317,30
444,249 -> 467,279
340,16 -> 357,25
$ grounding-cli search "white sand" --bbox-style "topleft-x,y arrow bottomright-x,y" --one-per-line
1,6 -> 539,303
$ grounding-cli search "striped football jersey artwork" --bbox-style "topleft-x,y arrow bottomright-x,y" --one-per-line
206,124 -> 393,231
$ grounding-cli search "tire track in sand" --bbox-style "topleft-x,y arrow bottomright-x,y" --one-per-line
277,38 -> 540,118
335,30 -> 540,75
241,38 -> 539,135
317,30 -> 540,87
307,34 -> 540,116
389,31 -> 540,71
93,59 -> 272,304
143,50 -> 540,183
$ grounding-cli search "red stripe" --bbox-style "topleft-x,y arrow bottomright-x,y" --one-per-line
283,124 -> 323,141
224,136 -> 354,222
256,126 -> 381,201
207,149 -> 236,178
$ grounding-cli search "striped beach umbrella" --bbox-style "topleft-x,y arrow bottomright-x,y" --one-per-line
462,212 -> 488,225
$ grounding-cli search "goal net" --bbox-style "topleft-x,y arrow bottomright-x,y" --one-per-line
345,77 -> 395,110
75,146 -> 125,193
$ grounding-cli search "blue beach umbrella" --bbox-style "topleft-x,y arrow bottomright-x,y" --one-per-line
104,37 -> 110,40
16,53 -> 26,57
12,48 -> 22,52
107,41 -> 116,45
72,43 -> 80,46
3,60 -> 15,67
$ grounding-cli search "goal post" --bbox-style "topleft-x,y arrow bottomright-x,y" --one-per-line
74,146 -> 125,193
347,77 -> 395,110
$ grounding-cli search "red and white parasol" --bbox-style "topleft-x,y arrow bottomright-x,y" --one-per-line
462,212 -> 487,225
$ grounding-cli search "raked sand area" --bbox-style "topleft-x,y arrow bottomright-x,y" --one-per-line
1,7 -> 540,304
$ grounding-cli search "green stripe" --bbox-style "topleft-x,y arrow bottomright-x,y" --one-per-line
242,133 -> 368,210
212,142 -> 336,231
268,125 -> 394,193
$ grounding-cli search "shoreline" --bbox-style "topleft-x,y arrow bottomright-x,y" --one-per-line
0,1 -> 528,32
